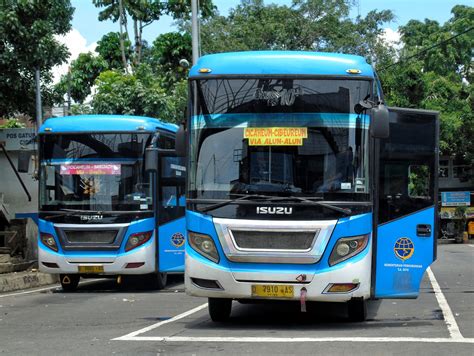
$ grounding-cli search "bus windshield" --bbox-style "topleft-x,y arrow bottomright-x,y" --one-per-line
39,133 -> 153,212
189,78 -> 371,202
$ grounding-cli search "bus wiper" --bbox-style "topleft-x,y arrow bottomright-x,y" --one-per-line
197,194 -> 277,213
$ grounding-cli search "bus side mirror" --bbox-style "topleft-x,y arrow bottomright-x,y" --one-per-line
175,124 -> 187,157
371,104 -> 390,139
145,147 -> 159,172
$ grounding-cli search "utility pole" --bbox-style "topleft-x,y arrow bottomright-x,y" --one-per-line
67,66 -> 71,116
191,0 -> 199,65
35,68 -> 42,127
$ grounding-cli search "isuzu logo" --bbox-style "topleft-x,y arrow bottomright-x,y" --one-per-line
80,215 -> 103,221
256,207 -> 293,215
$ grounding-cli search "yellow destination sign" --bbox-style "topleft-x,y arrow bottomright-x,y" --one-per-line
244,127 -> 308,146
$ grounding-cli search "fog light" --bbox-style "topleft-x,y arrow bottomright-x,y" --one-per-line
326,283 -> 359,293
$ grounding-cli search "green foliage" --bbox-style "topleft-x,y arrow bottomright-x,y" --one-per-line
55,52 -> 108,104
0,119 -> 25,129
92,66 -> 184,123
96,32 -> 132,69
380,5 -> 473,162
0,0 -> 74,117
151,32 -> 192,88
194,0 -> 395,64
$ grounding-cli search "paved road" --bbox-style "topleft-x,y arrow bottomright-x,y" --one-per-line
0,244 -> 472,355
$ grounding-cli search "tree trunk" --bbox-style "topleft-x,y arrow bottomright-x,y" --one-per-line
118,0 -> 128,73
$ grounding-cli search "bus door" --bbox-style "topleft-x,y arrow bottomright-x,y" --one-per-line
373,108 -> 439,298
157,156 -> 186,272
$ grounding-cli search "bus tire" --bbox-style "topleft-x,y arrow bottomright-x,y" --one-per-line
347,298 -> 367,322
148,272 -> 168,290
60,274 -> 80,292
208,298 -> 232,322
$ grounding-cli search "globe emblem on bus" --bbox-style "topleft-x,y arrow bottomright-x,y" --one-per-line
171,232 -> 185,248
394,237 -> 415,261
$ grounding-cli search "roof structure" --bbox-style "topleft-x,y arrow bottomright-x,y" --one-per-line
39,115 -> 178,134
189,51 -> 374,77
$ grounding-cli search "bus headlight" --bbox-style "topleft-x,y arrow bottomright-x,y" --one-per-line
188,231 -> 219,263
125,231 -> 153,252
329,234 -> 369,266
40,233 -> 58,252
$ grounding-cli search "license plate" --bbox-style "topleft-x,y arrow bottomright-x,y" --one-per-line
78,265 -> 104,274
251,284 -> 294,298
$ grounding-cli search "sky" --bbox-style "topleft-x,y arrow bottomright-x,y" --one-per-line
54,0 -> 472,82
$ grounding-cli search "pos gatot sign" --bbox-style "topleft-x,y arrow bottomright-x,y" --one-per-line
441,191 -> 470,207
60,164 -> 121,175
244,127 -> 307,146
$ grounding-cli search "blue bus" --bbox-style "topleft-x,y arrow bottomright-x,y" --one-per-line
179,51 -> 439,321
38,115 -> 186,291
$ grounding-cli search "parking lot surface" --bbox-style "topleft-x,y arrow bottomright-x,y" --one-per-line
0,244 -> 472,355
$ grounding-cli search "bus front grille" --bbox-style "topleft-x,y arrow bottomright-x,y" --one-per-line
63,230 -> 117,244
230,230 -> 317,251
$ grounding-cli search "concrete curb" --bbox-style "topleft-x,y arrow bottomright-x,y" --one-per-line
0,270 -> 59,293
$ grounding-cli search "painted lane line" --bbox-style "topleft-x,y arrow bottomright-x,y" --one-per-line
117,336 -> 474,343
0,278 -> 102,298
113,303 -> 208,341
467,244 -> 474,248
426,267 -> 464,339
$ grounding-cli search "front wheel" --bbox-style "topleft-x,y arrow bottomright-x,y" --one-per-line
208,298 -> 232,322
347,298 -> 367,322
147,272 -> 168,290
60,274 -> 80,292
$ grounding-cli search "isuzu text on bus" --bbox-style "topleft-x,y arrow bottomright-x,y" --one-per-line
176,51 -> 439,321
38,115 -> 185,291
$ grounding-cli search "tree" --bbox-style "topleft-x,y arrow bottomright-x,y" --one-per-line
194,0 -> 395,65
55,52 -> 108,104
96,32 -> 132,69
92,65 -> 184,123
93,0 -> 215,71
380,5 -> 473,162
0,0 -> 74,117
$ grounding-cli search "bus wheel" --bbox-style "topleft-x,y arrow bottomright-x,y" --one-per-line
347,298 -> 367,322
208,298 -> 232,322
60,274 -> 80,292
148,272 -> 168,290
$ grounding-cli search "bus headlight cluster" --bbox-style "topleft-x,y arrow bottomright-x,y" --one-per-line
40,233 -> 58,252
329,234 -> 369,266
125,231 -> 153,252
188,231 -> 219,263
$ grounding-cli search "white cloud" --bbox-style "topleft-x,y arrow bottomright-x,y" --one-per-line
380,28 -> 402,48
52,28 -> 97,83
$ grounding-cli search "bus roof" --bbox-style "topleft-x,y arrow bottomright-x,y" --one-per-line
190,51 -> 374,78
39,115 -> 178,134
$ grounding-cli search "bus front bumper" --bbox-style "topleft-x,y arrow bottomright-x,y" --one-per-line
185,248 -> 372,302
38,244 -> 156,275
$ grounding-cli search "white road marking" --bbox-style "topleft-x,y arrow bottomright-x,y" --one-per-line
114,268 -> 468,343
117,336 -> 474,343
0,278 -> 102,298
426,267 -> 464,339
467,244 -> 474,248
113,303 -> 208,341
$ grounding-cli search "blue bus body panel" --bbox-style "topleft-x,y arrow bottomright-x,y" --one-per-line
158,217 -> 186,272
375,207 -> 436,298
190,51 -> 374,77
186,210 -> 372,273
39,115 -> 178,134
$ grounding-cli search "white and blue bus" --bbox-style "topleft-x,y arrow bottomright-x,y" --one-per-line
179,51 -> 439,321
38,115 -> 186,291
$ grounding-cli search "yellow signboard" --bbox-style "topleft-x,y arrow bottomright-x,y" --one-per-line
244,127 -> 308,146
